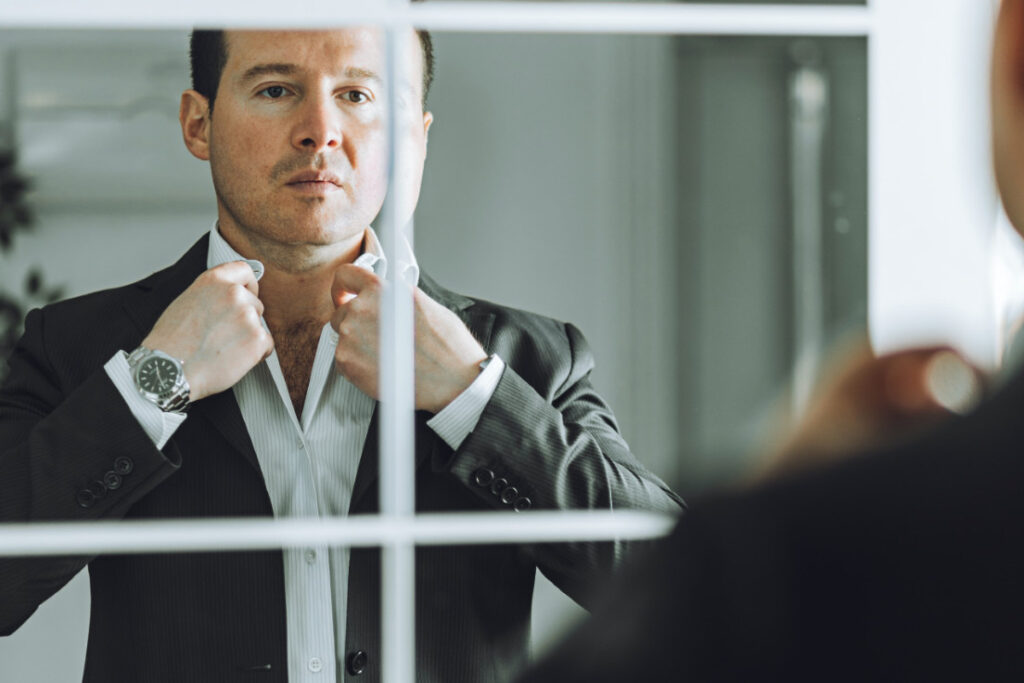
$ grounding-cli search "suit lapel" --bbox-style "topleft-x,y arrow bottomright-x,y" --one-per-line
349,274 -> 497,513
122,234 -> 263,475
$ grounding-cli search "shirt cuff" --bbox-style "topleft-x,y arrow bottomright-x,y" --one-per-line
427,355 -> 506,451
104,351 -> 187,451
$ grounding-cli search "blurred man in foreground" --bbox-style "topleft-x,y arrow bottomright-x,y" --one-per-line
520,2 -> 1024,680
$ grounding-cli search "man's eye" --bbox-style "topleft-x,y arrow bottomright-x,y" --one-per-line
259,85 -> 288,98
345,90 -> 370,104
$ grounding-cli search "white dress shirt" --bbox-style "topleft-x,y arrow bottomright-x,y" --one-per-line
104,224 -> 505,682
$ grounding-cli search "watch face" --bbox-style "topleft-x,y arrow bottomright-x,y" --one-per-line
138,356 -> 180,394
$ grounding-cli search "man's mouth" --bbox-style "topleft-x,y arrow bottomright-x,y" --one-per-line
285,170 -> 344,194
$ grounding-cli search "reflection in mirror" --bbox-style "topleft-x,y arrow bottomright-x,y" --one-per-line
0,26 -> 865,682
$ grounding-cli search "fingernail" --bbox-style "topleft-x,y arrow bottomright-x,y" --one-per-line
244,259 -> 264,281
924,351 -> 983,415
353,253 -> 377,273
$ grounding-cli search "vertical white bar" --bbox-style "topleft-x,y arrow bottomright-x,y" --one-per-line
869,0 -> 999,367
789,63 -> 829,416
379,18 -> 416,683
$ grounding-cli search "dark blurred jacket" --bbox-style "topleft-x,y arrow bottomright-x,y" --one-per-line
521,368 -> 1024,682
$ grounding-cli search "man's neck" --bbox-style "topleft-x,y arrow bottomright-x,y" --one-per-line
217,221 -> 365,330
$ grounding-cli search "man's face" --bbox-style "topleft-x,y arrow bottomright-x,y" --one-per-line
184,28 -> 432,253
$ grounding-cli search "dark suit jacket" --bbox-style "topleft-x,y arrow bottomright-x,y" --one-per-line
0,234 -> 682,683
519,365 -> 1024,682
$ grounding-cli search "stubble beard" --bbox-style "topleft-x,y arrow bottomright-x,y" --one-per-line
213,181 -> 371,276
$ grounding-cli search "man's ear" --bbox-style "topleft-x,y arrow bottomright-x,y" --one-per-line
179,90 -> 212,161
1003,0 -> 1024,100
422,110 -> 433,150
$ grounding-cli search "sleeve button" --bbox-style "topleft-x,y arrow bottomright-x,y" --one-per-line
75,489 -> 97,509
103,471 -> 123,490
500,486 -> 519,505
513,497 -> 533,512
88,480 -> 108,499
472,468 -> 495,487
489,478 -> 509,496
113,456 -> 134,476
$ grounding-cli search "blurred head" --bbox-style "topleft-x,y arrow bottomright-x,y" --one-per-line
178,28 -> 433,265
993,0 -> 1024,233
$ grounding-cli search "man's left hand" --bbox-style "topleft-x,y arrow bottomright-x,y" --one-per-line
330,264 -> 488,413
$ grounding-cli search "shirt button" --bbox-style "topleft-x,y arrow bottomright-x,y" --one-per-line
304,549 -> 317,565
308,657 -> 322,673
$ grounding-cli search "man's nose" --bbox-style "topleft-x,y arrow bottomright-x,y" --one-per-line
292,95 -> 342,152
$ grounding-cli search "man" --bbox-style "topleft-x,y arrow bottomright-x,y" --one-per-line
0,27 -> 682,683
518,2 -> 1024,680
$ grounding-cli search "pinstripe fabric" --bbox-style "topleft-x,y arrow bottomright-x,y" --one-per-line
205,226 -> 501,682
1,230 -> 684,683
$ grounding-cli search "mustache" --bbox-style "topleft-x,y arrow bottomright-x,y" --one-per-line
271,153 -> 348,184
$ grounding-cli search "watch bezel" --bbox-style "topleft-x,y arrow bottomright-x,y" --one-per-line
129,347 -> 190,413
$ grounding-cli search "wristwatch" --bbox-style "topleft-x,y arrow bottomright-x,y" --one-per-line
127,346 -> 190,414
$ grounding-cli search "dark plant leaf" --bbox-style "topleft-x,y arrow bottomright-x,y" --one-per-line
26,270 -> 42,295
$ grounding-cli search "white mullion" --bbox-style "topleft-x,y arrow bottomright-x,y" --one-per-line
868,0 -> 999,366
379,21 -> 417,683
0,3 -> 872,36
0,510 -> 676,556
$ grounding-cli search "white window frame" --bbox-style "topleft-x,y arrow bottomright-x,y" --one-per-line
1,2 -> 999,682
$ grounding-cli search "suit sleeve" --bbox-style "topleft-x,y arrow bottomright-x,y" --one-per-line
0,307 -> 182,635
441,320 -> 685,607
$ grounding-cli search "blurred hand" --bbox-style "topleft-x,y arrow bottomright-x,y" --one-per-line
330,264 -> 488,413
755,342 -> 985,481
142,261 -> 273,402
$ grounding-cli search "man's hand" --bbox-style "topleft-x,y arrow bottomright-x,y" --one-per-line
142,261 -> 273,402
330,264 -> 488,413
755,342 -> 984,481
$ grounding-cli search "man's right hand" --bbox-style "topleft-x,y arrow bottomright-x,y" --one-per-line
141,261 -> 273,402
754,342 -> 984,482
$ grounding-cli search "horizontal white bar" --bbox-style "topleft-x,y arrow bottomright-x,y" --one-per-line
0,2 -> 872,36
413,3 -> 872,36
0,510 -> 676,557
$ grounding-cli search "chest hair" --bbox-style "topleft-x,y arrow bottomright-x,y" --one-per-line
269,318 -> 324,418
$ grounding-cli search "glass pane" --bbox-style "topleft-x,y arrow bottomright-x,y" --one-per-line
0,23 -> 866,683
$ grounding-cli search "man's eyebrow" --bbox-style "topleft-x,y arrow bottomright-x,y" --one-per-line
239,63 -> 299,83
238,64 -> 383,85
345,67 -> 382,84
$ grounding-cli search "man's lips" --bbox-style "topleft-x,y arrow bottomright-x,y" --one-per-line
285,171 -> 344,194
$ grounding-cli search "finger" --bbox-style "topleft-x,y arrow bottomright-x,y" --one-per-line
210,260 -> 260,296
878,347 -> 982,416
329,305 -> 347,334
229,283 -> 265,317
922,349 -> 984,414
332,264 -> 379,307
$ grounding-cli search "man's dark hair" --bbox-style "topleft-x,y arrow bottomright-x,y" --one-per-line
189,29 -> 435,112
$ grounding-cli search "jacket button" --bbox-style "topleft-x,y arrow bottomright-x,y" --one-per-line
346,650 -> 368,676
513,497 -> 533,512
103,471 -> 123,490
490,478 -> 509,496
75,489 -> 97,509
472,468 -> 495,487
88,480 -> 108,499
500,486 -> 519,505
113,456 -> 134,476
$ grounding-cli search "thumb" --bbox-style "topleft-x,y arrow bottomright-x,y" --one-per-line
331,263 -> 379,307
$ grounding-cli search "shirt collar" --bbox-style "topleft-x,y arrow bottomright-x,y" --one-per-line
206,222 -> 420,286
